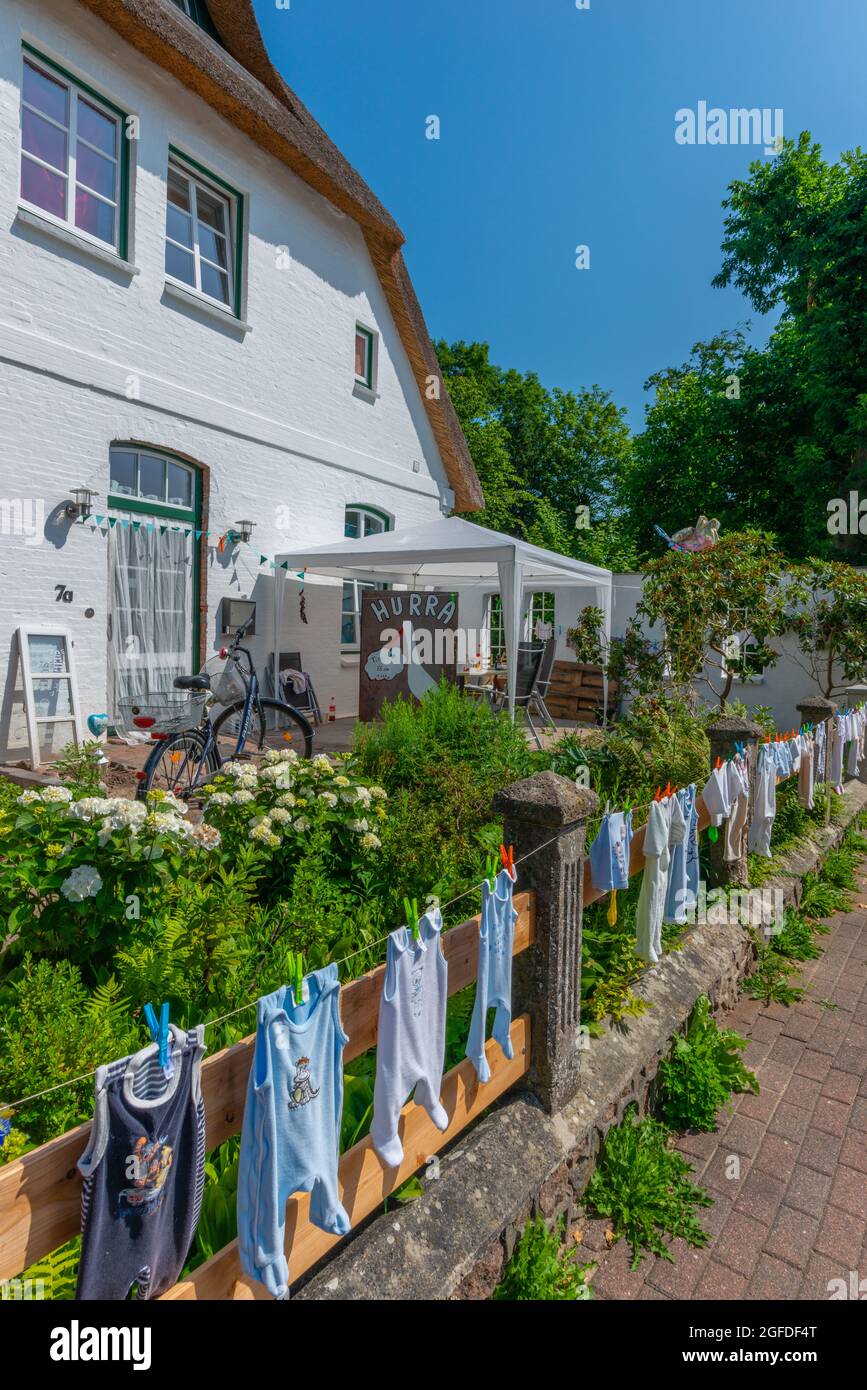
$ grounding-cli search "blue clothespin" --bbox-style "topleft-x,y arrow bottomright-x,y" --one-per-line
144,1001 -> 173,1079
734,741 -> 745,757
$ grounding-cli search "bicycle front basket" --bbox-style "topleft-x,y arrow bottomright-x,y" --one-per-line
203,653 -> 247,705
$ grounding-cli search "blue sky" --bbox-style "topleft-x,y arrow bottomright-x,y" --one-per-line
255,0 -> 866,430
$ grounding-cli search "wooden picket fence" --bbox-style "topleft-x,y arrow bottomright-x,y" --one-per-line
0,894 -> 535,1301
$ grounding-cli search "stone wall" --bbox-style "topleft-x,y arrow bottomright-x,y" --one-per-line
295,778 -> 867,1301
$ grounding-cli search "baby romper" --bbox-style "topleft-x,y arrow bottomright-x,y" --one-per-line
701,764 -> 732,828
237,963 -> 349,1300
466,867 -> 518,1083
371,908 -> 449,1168
723,757 -> 750,863
664,784 -> 700,923
76,1024 -> 206,1301
662,789 -> 689,924
748,747 -> 777,857
589,809 -> 634,895
798,733 -> 814,810
635,797 -> 673,965
829,715 -> 846,792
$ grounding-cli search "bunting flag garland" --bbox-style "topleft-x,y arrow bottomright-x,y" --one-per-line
73,513 -> 305,580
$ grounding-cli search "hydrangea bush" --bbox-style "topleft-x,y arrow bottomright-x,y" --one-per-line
0,785 -> 221,965
200,750 -> 387,890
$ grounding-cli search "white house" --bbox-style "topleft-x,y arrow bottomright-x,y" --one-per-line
0,0 -> 483,763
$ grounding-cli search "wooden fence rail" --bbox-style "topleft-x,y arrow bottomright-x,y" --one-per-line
0,893 -> 535,1296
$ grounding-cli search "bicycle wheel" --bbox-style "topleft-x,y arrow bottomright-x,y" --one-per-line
211,697 -> 314,762
136,730 -> 217,802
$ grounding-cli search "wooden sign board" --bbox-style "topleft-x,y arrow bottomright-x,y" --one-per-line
359,590 -> 459,721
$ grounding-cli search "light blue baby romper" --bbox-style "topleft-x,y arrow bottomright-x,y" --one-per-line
466,867 -> 519,1083
371,908 -> 449,1168
589,810 -> 634,894
237,963 -> 350,1299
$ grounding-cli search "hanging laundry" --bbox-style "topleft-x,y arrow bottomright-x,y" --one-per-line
748,744 -> 777,857
814,720 -> 827,788
722,756 -> 750,863
589,807 -> 633,924
797,731 -> 815,810
466,867 -> 518,1083
371,907 -> 449,1168
76,1025 -> 206,1301
828,714 -> 846,793
237,964 -> 350,1300
636,796 -> 675,964
701,762 -> 732,828
664,784 -> 699,923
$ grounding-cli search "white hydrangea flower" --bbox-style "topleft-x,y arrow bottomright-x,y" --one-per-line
276,792 -> 297,808
230,789 -> 255,805
317,791 -> 337,808
16,790 -> 42,805
360,832 -> 381,851
293,816 -> 311,833
250,820 -> 280,847
369,786 -> 388,801
69,797 -> 115,821
41,786 -> 74,804
354,786 -> 372,806
262,749 -> 282,765
206,791 -> 231,807
333,775 -> 350,787
348,818 -> 369,833
60,864 -> 103,901
269,807 -> 291,825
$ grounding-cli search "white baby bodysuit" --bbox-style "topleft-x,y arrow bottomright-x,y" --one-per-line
748,747 -> 777,857
371,908 -> 448,1169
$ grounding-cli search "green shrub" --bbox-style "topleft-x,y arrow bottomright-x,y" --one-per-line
493,1215 -> 595,1300
657,995 -> 758,1131
0,957 -> 138,1144
585,1107 -> 713,1269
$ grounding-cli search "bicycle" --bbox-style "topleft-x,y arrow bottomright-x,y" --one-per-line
132,617 -> 314,800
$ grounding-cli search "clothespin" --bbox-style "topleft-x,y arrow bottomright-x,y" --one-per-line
663,781 -> 672,799
144,1001 -> 173,1080
715,756 -> 723,770
653,786 -> 662,801
499,843 -> 516,881
292,952 -> 306,1007
485,852 -> 499,888
607,889 -> 618,927
403,896 -> 421,942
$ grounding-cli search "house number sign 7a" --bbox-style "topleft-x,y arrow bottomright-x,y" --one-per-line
55,584 -> 73,603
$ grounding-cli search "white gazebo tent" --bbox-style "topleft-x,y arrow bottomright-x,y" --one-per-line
273,516 -> 613,718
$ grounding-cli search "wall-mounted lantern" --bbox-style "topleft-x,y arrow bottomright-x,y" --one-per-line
234,519 -> 254,543
65,486 -> 98,520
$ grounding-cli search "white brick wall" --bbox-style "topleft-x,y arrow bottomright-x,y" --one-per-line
0,0 -> 454,759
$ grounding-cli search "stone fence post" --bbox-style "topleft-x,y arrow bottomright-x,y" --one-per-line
493,771 -> 597,1114
705,715 -> 763,888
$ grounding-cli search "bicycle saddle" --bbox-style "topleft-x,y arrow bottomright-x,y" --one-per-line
174,674 -> 211,691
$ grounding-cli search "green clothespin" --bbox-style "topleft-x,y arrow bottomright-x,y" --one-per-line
708,826 -> 719,842
403,896 -> 421,942
289,951 -> 305,1006
485,852 -> 499,887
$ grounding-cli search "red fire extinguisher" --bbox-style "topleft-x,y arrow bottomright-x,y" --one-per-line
327,697 -> 336,723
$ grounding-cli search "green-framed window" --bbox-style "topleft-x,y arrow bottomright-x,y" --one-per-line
341,505 -> 392,648
108,446 -> 203,670
354,324 -> 376,390
19,43 -> 131,259
166,147 -> 244,317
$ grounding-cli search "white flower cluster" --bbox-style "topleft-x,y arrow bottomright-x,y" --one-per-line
17,786 -> 219,855
60,863 -> 103,901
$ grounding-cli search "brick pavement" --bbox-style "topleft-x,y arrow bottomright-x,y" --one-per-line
578,861 -> 867,1301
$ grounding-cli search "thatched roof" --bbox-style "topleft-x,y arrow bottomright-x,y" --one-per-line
75,0 -> 484,511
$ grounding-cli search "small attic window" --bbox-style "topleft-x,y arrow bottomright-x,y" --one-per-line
169,0 -> 223,42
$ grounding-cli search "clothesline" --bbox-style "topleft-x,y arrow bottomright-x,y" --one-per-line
0,825 -> 567,1117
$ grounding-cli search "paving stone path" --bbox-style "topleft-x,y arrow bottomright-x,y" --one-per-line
579,861 -> 867,1301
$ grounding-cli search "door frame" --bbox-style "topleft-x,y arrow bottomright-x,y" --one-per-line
107,452 -> 203,698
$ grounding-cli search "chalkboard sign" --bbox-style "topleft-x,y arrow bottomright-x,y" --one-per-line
17,626 -> 83,768
358,590 -> 459,722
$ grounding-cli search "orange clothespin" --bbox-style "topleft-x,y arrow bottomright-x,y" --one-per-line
715,756 -> 723,770
499,843 -> 516,881
663,781 -> 672,799
653,787 -> 662,801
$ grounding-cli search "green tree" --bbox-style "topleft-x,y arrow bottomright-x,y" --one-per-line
436,340 -> 633,566
786,559 -> 867,696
